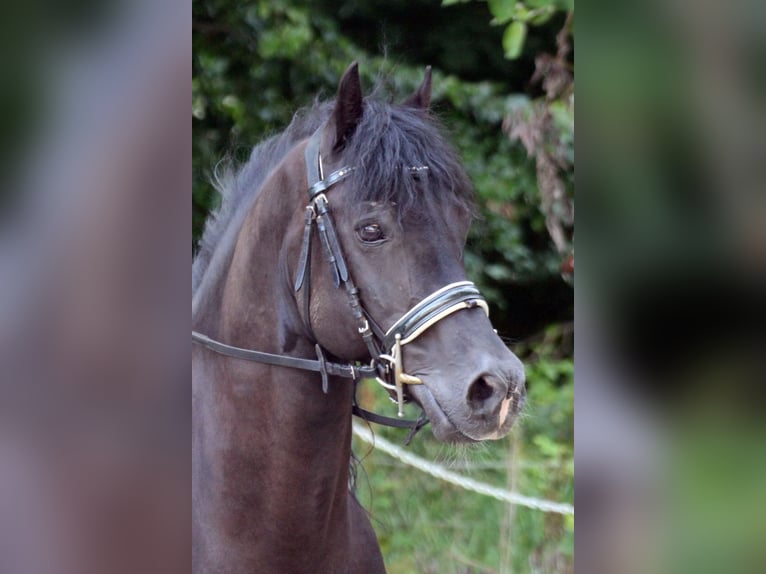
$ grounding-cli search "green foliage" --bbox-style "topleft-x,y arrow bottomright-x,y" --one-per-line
466,0 -> 573,60
503,21 -> 528,59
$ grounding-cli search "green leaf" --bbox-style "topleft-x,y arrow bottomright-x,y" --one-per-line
487,0 -> 516,24
530,6 -> 556,25
502,21 -> 527,59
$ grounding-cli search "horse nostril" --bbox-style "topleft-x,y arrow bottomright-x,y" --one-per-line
467,374 -> 508,410
468,376 -> 493,404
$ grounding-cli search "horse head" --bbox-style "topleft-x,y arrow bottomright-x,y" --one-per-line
288,63 -> 526,442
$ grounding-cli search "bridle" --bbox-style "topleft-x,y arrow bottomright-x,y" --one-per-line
192,126 -> 489,442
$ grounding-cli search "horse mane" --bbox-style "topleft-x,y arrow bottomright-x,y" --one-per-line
193,93 -> 475,296
192,102 -> 332,294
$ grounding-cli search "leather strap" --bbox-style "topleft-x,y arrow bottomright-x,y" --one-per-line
295,131 -> 354,293
193,331 -> 429,433
314,196 -> 349,284
309,167 -> 355,199
304,128 -> 323,187
192,331 -> 375,382
293,206 -> 315,292
303,127 -> 355,199
352,405 -> 429,446
382,281 -> 488,351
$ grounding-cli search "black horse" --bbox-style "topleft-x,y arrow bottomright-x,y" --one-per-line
192,63 -> 526,573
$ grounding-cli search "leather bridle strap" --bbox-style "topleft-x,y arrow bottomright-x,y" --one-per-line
382,281 -> 489,351
352,406 -> 430,446
296,128 -> 379,361
192,331 -> 426,434
294,130 -> 355,291
192,330 -> 374,392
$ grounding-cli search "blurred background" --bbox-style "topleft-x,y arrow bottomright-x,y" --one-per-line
576,1 -> 766,573
193,1 -> 574,573
2,2 -> 190,574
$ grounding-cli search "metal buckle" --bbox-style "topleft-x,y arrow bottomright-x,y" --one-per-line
312,192 -> 329,209
375,335 -> 423,417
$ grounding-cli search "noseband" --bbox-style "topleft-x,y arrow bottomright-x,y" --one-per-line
192,126 -> 489,440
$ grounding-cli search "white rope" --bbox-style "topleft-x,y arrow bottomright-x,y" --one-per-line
352,422 -> 574,516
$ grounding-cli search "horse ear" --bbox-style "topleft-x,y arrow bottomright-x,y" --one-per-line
403,66 -> 432,111
332,62 -> 364,151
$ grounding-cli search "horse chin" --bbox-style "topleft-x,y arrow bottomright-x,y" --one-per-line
407,384 -> 479,444
408,381 -> 524,443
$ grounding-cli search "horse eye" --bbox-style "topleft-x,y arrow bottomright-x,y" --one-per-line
357,223 -> 385,243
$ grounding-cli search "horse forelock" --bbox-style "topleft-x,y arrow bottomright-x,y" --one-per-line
340,99 -> 476,221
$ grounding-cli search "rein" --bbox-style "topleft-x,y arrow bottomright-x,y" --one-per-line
192,126 -> 489,443
190,330 -> 427,437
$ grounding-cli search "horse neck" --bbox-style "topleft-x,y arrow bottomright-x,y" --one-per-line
194,153 -> 358,567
